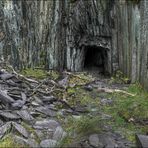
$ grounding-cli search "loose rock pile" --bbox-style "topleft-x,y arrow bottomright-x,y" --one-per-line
0,69 -> 68,147
0,67 -> 140,147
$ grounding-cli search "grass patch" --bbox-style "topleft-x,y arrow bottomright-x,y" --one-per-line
0,134 -> 25,147
21,68 -> 48,80
102,83 -> 148,143
59,115 -> 102,147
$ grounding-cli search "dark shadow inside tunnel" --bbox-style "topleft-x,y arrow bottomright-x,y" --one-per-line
84,45 -> 108,74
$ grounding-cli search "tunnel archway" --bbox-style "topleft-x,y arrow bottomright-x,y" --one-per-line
83,45 -> 108,74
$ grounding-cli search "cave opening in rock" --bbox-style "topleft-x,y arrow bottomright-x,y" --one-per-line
84,45 -> 108,74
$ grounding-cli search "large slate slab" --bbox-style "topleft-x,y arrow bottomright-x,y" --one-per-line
16,110 -> 34,122
12,122 -> 29,138
136,134 -> 148,148
35,106 -> 56,117
34,119 -> 59,130
0,111 -> 20,120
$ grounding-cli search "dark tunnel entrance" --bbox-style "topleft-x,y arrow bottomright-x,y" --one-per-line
84,45 -> 108,74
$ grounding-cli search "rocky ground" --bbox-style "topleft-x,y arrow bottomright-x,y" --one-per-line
0,66 -> 147,147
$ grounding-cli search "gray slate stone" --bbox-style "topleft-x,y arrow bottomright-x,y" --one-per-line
12,100 -> 25,109
34,119 -> 59,130
35,106 -> 56,117
53,126 -> 64,141
12,122 -> 29,138
0,90 -> 15,104
136,134 -> 148,148
0,122 -> 11,139
40,139 -> 57,148
0,111 -> 20,120
0,73 -> 14,80
17,110 -> 34,122
89,134 -> 103,148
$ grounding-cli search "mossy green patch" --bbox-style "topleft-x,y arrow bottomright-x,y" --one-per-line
110,70 -> 130,84
68,72 -> 95,86
47,70 -> 60,80
63,87 -> 100,109
21,68 -> 48,80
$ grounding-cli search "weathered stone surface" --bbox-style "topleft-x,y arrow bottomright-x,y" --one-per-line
53,126 -> 64,141
0,90 -> 15,104
89,134 -> 103,148
42,96 -> 57,103
16,110 -> 34,122
34,119 -> 59,130
0,73 -> 14,80
40,139 -> 57,148
0,122 -> 11,139
12,100 -> 25,109
136,134 -> 148,148
0,111 -> 20,120
12,122 -> 29,138
35,106 -> 56,117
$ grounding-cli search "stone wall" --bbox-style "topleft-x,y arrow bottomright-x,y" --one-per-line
113,0 -> 148,89
0,0 -> 148,89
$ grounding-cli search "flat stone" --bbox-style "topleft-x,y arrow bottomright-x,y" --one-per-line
12,122 -> 29,138
0,122 -> 11,139
34,119 -> 59,130
35,129 -> 53,140
35,106 -> 56,117
16,110 -> 34,122
0,73 -> 14,80
12,100 -> 25,109
89,134 -> 103,148
0,90 -> 15,104
40,139 -> 57,148
136,134 -> 148,148
53,126 -> 64,141
0,111 -> 20,120
27,138 -> 39,147
21,92 -> 27,102
97,133 -> 116,148
58,76 -> 69,88
42,96 -> 57,103
100,98 -> 113,105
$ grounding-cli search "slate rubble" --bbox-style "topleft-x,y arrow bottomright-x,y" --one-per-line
0,69 -> 140,147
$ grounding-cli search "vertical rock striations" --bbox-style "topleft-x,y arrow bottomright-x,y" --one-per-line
0,0 -> 148,89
